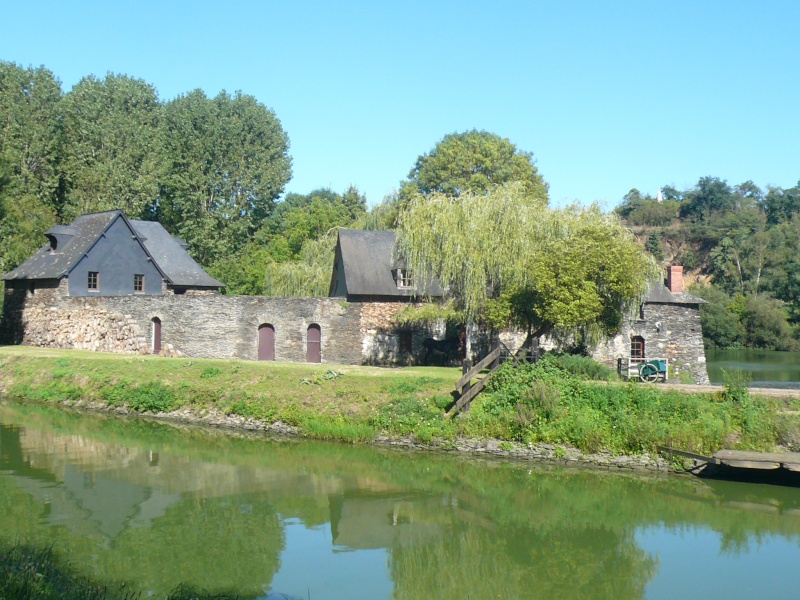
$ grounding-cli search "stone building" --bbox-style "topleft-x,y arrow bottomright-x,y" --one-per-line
590,266 -> 709,384
1,215 -> 710,382
1,217 -> 437,365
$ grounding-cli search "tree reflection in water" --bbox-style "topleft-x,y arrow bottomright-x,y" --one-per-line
2,402 -> 800,599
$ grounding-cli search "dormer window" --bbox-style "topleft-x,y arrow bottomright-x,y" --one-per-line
395,268 -> 413,289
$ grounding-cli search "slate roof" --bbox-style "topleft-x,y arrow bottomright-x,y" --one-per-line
3,211 -> 120,280
645,281 -> 707,305
131,220 -> 223,288
334,230 -> 444,298
3,210 -> 223,289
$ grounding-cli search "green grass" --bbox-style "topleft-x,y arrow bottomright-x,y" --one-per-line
465,358 -> 797,455
0,346 -> 457,444
2,346 -> 797,458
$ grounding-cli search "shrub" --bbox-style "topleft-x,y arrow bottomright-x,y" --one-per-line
539,353 -> 618,381
106,382 -> 176,413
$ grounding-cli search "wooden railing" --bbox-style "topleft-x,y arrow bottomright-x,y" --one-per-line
448,343 -> 540,416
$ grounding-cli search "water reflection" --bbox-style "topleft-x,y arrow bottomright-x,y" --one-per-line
706,348 -> 800,388
1,402 -> 800,599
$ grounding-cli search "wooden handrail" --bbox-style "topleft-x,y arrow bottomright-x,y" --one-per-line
455,346 -> 502,392
448,375 -> 492,416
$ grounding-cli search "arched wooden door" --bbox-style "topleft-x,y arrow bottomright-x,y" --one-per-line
307,324 -> 321,363
152,317 -> 162,354
258,324 -> 275,360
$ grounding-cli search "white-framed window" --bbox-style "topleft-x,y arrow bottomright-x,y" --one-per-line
88,271 -> 99,291
134,274 -> 144,293
395,268 -> 413,289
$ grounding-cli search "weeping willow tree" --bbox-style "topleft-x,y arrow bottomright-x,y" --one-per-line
262,230 -> 337,296
396,183 -> 658,347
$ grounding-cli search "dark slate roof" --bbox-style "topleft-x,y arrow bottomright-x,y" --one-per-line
335,229 -> 444,297
3,211 -> 120,280
3,210 -> 223,289
130,220 -> 224,288
645,281 -> 708,305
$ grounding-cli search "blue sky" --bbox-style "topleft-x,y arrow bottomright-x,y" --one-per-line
2,1 -> 799,208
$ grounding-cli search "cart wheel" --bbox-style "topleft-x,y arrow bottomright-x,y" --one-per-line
639,364 -> 659,383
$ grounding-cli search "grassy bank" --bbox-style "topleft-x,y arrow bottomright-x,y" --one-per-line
1,346 -> 798,456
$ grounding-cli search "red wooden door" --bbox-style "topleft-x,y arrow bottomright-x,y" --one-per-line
258,324 -> 275,360
152,318 -> 161,354
307,324 -> 321,363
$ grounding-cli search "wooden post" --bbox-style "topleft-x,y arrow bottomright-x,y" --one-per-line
461,359 -> 472,396
461,358 -> 472,413
491,337 -> 500,370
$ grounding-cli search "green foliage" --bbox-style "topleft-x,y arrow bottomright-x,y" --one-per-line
400,129 -> 548,201
693,285 -> 797,350
397,183 -> 657,343
106,382 -> 176,412
263,186 -> 366,254
0,63 -> 62,274
468,360 -> 782,454
764,181 -> 800,225
645,231 -> 664,260
541,353 -> 618,381
60,73 -> 163,220
615,189 -> 679,226
158,89 -> 291,265
371,396 -> 452,439
680,176 -> 739,220
393,301 -> 465,326
261,230 -> 338,296
200,367 -> 222,378
692,285 -> 746,348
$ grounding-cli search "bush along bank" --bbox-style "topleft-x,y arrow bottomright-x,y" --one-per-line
468,358 -> 800,456
1,349 -> 798,471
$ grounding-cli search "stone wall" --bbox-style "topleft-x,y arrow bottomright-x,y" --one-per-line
3,281 -> 365,364
360,302 -> 444,365
1,280 -> 710,381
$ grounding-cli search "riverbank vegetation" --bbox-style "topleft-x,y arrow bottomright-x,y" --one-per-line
2,348 -> 799,457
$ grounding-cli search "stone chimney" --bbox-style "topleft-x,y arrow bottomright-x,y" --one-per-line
667,265 -> 684,293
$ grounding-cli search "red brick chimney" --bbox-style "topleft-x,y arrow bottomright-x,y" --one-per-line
667,265 -> 684,293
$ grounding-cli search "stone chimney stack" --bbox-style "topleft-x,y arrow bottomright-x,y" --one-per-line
667,265 -> 684,293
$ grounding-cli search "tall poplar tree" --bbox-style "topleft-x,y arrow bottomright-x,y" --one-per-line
158,89 -> 292,265
60,73 -> 163,220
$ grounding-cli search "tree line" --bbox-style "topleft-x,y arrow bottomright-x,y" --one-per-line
0,62 -> 291,275
615,177 -> 800,350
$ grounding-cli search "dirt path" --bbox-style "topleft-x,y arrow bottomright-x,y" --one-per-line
659,382 -> 800,400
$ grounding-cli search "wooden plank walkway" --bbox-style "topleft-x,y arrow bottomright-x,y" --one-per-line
658,446 -> 800,471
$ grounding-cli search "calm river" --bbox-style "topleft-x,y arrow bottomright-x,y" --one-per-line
2,401 -> 800,599
706,349 -> 800,388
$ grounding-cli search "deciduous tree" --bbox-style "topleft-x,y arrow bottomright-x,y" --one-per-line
158,89 -> 291,264
60,73 -> 163,220
400,130 -> 548,202
0,63 -> 63,272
